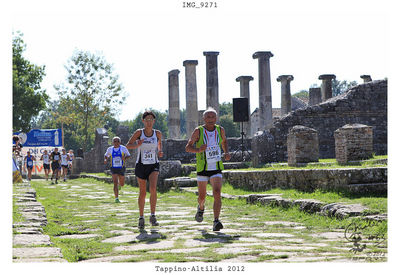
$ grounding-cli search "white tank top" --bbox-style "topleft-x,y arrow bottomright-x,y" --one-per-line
61,154 -> 68,165
136,129 -> 158,164
203,127 -> 221,171
42,154 -> 50,165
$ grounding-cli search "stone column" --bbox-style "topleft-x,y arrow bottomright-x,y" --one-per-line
360,75 -> 372,83
168,69 -> 180,139
198,110 -> 205,126
318,74 -> 336,101
309,87 -> 322,106
94,128 -> 108,172
183,60 -> 199,137
235,76 -> 254,137
203,51 -> 220,120
277,75 -> 294,116
253,51 -> 274,130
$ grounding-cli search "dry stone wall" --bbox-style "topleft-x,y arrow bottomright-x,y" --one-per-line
252,80 -> 387,164
223,167 -> 387,194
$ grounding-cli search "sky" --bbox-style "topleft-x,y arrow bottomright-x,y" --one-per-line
8,0 -> 391,122
2,0 -> 400,274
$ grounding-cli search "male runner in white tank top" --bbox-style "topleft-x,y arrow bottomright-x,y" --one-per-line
185,107 -> 231,231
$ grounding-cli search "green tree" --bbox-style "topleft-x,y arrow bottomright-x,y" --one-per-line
218,102 -> 240,137
220,114 -> 240,137
332,79 -> 358,97
292,90 -> 309,102
33,100 -> 81,150
125,109 -> 168,138
13,32 -> 49,132
55,50 -> 127,151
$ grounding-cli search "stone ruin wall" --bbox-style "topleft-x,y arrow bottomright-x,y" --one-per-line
252,80 -> 387,164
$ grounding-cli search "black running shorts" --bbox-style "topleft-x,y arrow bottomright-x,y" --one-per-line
51,162 -> 60,171
43,163 -> 50,170
135,162 -> 160,180
111,167 -> 126,176
197,169 -> 222,177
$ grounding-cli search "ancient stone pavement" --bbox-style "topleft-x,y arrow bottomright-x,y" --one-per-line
12,178 -> 387,263
12,180 -> 66,262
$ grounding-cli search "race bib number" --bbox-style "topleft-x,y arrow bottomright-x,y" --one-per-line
27,161 -> 33,166
112,157 -> 123,167
205,145 -> 221,163
54,155 -> 59,160
142,150 -> 155,164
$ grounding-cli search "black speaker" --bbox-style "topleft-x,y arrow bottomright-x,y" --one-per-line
232,97 -> 249,122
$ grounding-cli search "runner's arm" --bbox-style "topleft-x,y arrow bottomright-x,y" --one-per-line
220,127 -> 231,160
122,146 -> 131,161
126,130 -> 143,149
156,130 -> 163,157
104,148 -> 111,164
185,128 -> 206,153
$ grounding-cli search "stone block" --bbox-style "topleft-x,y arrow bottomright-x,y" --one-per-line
334,124 -> 373,164
72,157 -> 84,175
287,125 -> 319,166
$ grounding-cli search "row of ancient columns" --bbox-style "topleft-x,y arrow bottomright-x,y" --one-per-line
168,52 -> 220,139
168,50 -> 373,139
168,51 -> 276,139
308,74 -> 373,106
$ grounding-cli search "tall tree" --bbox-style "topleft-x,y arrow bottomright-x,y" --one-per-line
12,32 -> 49,132
55,50 -> 126,151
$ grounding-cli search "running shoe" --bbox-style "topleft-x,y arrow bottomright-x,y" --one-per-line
213,219 -> 223,231
138,217 -> 145,229
63,178 -> 66,182
195,205 -> 204,222
115,198 -> 120,203
149,215 -> 159,226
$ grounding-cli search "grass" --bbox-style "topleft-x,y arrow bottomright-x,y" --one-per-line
199,182 -> 387,214
24,177 -> 386,262
12,184 -> 26,228
81,172 -> 109,177
12,198 -> 25,224
229,155 -> 387,171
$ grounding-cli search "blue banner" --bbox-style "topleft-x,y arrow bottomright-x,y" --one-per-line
13,129 -> 62,147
